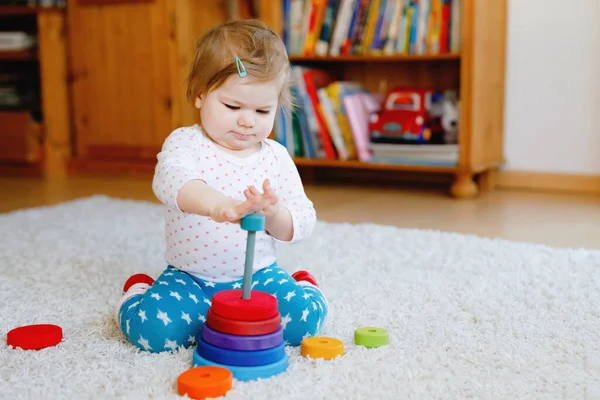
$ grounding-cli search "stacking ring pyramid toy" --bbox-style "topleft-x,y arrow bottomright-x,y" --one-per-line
191,213 -> 288,381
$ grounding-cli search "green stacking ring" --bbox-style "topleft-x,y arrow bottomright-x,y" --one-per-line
354,327 -> 390,348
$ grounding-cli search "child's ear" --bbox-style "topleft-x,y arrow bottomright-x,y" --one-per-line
194,96 -> 203,109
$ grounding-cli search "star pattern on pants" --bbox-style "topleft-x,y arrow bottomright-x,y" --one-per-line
157,310 -> 172,326
170,291 -> 182,301
284,291 -> 296,302
151,293 -> 162,301
281,313 -> 292,330
138,309 -> 147,323
181,311 -> 192,325
300,308 -> 310,322
138,335 -> 152,351
164,339 -> 178,351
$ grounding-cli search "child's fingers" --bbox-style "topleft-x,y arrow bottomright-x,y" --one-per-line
265,187 -> 278,204
248,185 -> 261,197
236,197 -> 267,216
261,185 -> 277,205
233,200 -> 253,217
259,179 -> 277,205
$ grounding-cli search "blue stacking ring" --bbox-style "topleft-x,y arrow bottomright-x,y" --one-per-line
193,351 -> 288,382
240,213 -> 265,232
196,335 -> 286,367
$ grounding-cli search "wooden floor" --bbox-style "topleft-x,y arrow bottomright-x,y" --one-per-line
1,176 -> 599,250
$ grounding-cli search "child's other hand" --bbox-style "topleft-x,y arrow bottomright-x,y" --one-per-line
243,179 -> 280,219
209,186 -> 275,224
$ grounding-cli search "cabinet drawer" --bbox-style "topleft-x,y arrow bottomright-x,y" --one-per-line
0,111 -> 42,163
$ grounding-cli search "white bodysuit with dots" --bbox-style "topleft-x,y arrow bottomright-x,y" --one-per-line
152,124 -> 316,282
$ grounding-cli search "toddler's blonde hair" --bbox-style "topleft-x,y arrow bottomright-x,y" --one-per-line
186,19 -> 293,114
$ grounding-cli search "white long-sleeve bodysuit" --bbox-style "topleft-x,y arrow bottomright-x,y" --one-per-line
152,124 -> 316,283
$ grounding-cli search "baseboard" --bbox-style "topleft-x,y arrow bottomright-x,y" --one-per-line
496,170 -> 600,195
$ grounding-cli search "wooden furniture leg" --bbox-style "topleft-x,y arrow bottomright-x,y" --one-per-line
450,173 -> 479,199
38,11 -> 70,178
477,168 -> 497,193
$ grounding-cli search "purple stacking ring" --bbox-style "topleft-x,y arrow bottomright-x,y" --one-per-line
201,324 -> 284,351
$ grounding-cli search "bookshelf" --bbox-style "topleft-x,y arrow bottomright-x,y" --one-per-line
0,49 -> 37,60
0,5 -> 70,177
288,53 -> 460,62
259,0 -> 507,198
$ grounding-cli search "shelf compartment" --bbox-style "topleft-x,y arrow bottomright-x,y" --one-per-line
0,110 -> 42,163
0,6 -> 65,16
293,158 -> 459,173
0,49 -> 37,60
289,53 -> 460,63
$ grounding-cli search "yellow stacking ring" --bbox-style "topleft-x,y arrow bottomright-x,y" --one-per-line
300,336 -> 344,360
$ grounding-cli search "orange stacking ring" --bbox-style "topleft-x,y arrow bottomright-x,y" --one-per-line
206,308 -> 281,336
177,366 -> 232,399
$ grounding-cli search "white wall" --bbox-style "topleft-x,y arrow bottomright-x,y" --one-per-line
502,0 -> 600,174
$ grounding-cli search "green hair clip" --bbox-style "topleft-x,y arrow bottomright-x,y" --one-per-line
235,56 -> 247,78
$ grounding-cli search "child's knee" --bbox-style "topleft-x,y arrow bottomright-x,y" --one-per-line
279,294 -> 328,346
281,310 -> 326,346
122,303 -> 205,352
118,288 -> 209,353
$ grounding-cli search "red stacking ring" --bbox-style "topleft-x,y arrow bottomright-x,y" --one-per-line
211,289 -> 278,322
7,324 -> 63,350
206,309 -> 281,336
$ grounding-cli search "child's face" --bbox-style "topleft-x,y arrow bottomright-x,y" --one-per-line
195,75 -> 281,153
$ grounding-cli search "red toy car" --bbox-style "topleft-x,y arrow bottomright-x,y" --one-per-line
368,87 -> 443,144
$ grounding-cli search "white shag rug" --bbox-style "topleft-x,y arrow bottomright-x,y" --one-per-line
1,196 -> 599,400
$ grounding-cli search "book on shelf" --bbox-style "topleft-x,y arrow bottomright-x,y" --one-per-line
369,143 -> 458,166
273,66 -> 461,167
282,0 -> 461,57
0,32 -> 36,52
0,0 -> 67,6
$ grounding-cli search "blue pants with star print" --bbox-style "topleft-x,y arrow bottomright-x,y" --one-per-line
117,264 -> 328,353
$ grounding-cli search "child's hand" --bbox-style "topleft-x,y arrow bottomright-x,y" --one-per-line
209,187 -> 276,223
243,179 -> 280,219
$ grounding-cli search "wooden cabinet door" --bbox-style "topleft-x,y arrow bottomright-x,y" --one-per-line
68,0 -> 173,161
0,112 -> 42,163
